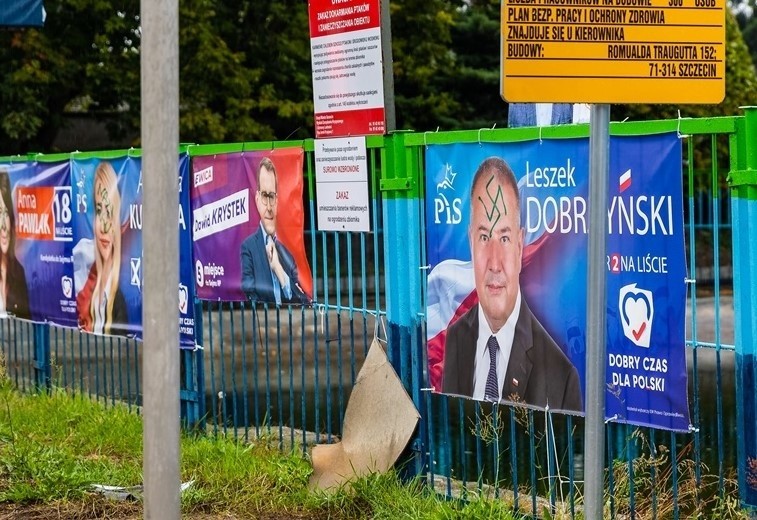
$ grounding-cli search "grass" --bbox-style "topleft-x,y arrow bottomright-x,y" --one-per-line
0,373 -> 519,519
2,353 -> 749,519
607,430 -> 749,520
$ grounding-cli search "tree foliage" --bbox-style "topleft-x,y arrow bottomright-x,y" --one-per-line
1,0 -> 756,155
613,9 -> 757,122
437,0 -> 506,130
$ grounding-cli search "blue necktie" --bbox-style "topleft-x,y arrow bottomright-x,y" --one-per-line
485,335 -> 500,402
267,235 -> 281,305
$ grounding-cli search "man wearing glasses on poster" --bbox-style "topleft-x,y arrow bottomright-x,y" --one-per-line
240,157 -> 310,305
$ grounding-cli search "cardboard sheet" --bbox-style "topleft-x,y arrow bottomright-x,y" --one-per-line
309,338 -> 420,490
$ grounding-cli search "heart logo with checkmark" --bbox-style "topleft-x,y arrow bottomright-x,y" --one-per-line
619,283 -> 654,348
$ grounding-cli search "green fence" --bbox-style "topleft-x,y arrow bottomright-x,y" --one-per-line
0,112 -> 751,517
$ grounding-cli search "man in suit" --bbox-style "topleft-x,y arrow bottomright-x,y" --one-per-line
240,157 -> 309,305
441,157 -> 582,412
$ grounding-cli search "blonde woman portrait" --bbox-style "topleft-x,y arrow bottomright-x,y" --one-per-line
75,162 -> 128,336
0,170 -> 30,319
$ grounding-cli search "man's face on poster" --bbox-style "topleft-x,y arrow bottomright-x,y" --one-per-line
256,165 -> 278,236
469,172 -> 524,332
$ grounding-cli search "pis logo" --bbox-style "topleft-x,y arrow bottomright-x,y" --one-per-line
619,283 -> 654,348
434,164 -> 462,225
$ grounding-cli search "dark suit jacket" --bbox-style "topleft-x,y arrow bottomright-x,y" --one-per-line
442,297 -> 583,412
507,103 -> 574,128
240,227 -> 309,305
6,257 -> 30,320
108,288 -> 130,337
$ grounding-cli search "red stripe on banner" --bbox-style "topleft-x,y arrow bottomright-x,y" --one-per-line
315,107 -> 385,139
308,0 -> 381,38
427,289 -> 479,391
522,224 -> 554,267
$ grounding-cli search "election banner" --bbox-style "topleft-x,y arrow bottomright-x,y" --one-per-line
0,0 -> 45,27
425,134 -> 689,431
2,161 -> 76,325
0,162 -> 34,320
190,149 -> 313,304
178,153 -> 196,348
71,156 -> 142,339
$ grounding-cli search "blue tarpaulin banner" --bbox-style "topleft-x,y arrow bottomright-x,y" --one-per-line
425,134 -> 690,431
71,156 -> 143,339
0,0 -> 44,27
178,153 -> 196,348
4,161 -> 77,326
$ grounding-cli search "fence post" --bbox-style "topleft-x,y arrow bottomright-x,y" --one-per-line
731,106 -> 757,506
380,131 -> 425,478
33,323 -> 51,392
180,299 -> 206,430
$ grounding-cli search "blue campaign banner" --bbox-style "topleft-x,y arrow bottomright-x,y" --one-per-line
0,162 -> 34,320
425,134 -> 689,431
0,0 -> 44,27
71,156 -> 142,339
178,153 -> 196,348
3,161 -> 76,325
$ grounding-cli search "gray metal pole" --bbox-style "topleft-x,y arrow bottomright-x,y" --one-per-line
140,0 -> 180,518
380,0 -> 396,132
583,103 -> 610,519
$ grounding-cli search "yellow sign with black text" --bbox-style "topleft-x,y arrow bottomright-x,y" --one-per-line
500,0 -> 725,103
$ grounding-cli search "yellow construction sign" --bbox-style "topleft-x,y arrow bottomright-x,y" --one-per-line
500,0 -> 725,103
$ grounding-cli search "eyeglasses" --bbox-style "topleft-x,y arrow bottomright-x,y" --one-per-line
259,190 -> 277,207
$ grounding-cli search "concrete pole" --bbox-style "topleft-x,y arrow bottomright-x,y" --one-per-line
583,103 -> 610,519
140,0 -> 181,518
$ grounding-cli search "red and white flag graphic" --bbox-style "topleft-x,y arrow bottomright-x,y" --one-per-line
619,169 -> 631,192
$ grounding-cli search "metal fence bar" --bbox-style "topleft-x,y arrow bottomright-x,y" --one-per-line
2,115 -> 751,518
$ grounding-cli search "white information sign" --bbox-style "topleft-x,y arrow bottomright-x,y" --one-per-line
308,0 -> 385,138
315,136 -> 371,232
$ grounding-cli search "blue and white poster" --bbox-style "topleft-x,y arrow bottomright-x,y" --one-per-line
71,156 -> 142,339
425,134 -> 689,431
3,161 -> 76,325
0,162 -> 35,320
179,153 -> 196,348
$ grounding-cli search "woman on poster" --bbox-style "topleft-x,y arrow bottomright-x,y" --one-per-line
76,162 -> 128,336
0,170 -> 30,319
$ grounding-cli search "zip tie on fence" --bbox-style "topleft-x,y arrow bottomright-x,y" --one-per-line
373,313 -> 388,344
677,110 -> 690,139
423,127 -> 439,148
688,424 -> 700,433
605,414 -> 619,424
420,387 -> 435,392
192,343 -> 204,351
539,124 -> 543,145
419,264 -> 431,270
317,304 -> 326,335
685,277 -> 697,285
477,123 -> 496,146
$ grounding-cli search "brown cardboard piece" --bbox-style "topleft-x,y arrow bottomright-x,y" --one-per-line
309,338 -> 420,490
